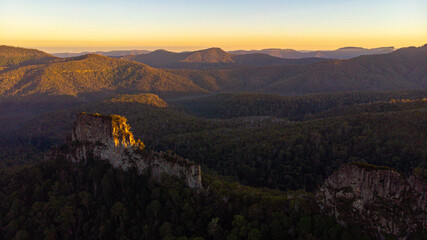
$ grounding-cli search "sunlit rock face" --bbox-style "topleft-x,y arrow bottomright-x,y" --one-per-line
60,113 -> 202,189
71,113 -> 137,148
316,163 -> 426,239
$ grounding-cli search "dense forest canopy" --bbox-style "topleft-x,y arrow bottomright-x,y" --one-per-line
1,91 -> 426,191
0,45 -> 426,239
0,157 -> 374,240
172,90 -> 427,119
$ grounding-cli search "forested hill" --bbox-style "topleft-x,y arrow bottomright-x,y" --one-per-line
120,47 -> 326,69
172,90 -> 427,119
0,44 -> 425,240
0,95 -> 425,238
229,46 -> 396,59
0,45 -> 425,98
0,53 -> 209,98
2,92 -> 426,192
0,155 -> 371,240
0,45 -> 57,67
237,44 -> 426,95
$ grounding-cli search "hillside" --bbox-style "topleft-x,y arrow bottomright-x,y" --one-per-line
120,47 -> 325,69
0,152 -> 368,240
0,110 -> 373,239
2,92 -> 426,190
0,45 -> 425,99
0,53 -> 209,97
0,45 -> 57,67
229,46 -> 395,59
173,45 -> 426,95
109,93 -> 168,107
0,92 -> 425,239
237,45 -> 426,94
172,90 -> 427,119
154,109 -> 427,191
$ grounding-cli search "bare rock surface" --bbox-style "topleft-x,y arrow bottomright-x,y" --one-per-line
50,112 -> 202,189
316,163 -> 426,239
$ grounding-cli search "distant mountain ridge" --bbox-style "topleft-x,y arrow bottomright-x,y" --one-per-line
229,46 -> 396,59
0,45 -> 425,98
120,47 -> 327,69
52,46 -> 396,60
52,49 -> 150,58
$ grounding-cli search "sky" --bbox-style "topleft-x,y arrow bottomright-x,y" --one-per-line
0,0 -> 426,53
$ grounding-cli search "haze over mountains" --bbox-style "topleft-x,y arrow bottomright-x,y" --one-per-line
52,46 -> 396,61
52,50 -> 150,58
0,44 -> 425,98
229,46 -> 396,59
119,47 -> 326,69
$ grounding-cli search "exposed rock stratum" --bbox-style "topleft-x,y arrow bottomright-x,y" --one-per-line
316,163 -> 426,239
49,113 -> 202,189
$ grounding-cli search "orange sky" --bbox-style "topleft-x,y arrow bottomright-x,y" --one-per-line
1,0 -> 426,52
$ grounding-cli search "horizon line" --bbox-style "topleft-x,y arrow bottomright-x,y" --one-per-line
6,44 -> 410,54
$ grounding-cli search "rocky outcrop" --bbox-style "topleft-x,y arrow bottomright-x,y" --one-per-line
51,113 -> 202,189
316,163 -> 426,239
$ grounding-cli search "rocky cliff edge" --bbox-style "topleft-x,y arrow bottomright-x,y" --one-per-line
316,162 -> 426,239
50,113 -> 202,189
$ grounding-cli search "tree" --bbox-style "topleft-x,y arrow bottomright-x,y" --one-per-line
248,229 -> 261,240
207,217 -> 222,238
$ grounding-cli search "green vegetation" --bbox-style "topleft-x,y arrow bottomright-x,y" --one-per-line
109,93 -> 168,108
0,53 -> 207,97
0,157 -> 371,240
2,91 -> 426,191
0,46 -> 426,239
153,110 -> 426,190
173,90 -> 427,120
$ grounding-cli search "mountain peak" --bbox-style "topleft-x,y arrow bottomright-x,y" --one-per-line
182,47 -> 233,63
200,47 -> 226,53
70,53 -> 110,61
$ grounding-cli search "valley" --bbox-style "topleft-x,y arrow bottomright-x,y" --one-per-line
0,45 -> 425,239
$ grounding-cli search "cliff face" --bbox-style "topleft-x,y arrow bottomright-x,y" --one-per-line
58,113 -> 202,189
316,163 -> 426,239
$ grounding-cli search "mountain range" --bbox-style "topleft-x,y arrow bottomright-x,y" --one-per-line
52,46 -> 396,60
1,41 -> 426,239
119,47 -> 326,69
229,46 -> 396,59
0,44 -> 425,98
52,49 -> 150,58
